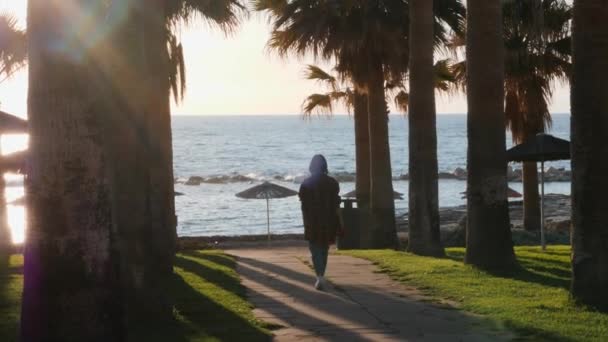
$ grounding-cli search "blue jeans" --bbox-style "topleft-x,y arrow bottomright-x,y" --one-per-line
309,242 -> 329,276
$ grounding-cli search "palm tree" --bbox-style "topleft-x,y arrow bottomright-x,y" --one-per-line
301,66 -> 420,211
98,0 -> 246,330
255,0 -> 401,248
303,60 -> 457,254
570,0 -> 608,310
257,0 -> 464,249
0,14 -> 26,82
300,66 -> 372,209
451,1 -> 571,232
465,0 -> 517,270
407,0 -> 444,256
502,0 -> 570,232
164,0 -> 246,100
21,1 -> 121,340
21,1 -> 247,338
99,0 -> 179,329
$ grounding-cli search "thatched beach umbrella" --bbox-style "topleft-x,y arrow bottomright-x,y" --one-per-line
507,133 -> 571,250
236,181 -> 298,243
507,133 -> 570,162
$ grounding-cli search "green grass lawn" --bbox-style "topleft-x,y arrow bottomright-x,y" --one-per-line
0,251 -> 271,342
0,254 -> 22,342
341,246 -> 608,342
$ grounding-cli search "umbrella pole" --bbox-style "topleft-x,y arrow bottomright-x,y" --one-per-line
541,160 -> 546,250
266,197 -> 271,245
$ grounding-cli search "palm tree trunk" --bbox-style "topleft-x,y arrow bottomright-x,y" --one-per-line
367,56 -> 398,249
570,0 -> 608,310
140,0 -> 177,321
0,172 -> 9,259
139,0 -> 176,318
101,0 -> 175,329
21,2 -> 123,340
465,0 -> 517,270
522,161 -> 541,231
354,90 -> 370,208
407,0 -> 444,257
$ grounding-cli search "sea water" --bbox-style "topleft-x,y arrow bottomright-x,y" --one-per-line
4,114 -> 571,242
172,114 -> 571,237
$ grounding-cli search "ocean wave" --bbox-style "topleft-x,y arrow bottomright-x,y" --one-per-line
176,171 -> 357,185
178,174 -> 254,185
175,166 -> 572,186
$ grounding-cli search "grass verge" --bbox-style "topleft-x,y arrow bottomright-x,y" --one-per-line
0,254 -> 22,342
0,251 -> 271,342
341,246 -> 608,342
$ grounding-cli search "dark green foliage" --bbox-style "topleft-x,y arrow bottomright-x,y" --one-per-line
255,0 -> 465,82
0,14 -> 26,80
165,0 -> 246,30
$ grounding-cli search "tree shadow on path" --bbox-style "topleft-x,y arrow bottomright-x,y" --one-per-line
181,250 -> 235,269
169,273 -> 271,342
174,255 -> 246,299
235,254 -> 530,341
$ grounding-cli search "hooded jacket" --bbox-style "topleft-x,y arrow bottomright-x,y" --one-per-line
299,173 -> 341,244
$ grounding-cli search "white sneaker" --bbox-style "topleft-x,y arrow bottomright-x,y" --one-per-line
314,276 -> 323,290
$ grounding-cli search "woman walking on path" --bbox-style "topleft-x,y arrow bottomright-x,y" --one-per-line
299,155 -> 342,290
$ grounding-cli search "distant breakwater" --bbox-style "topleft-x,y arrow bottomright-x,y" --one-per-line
175,166 -> 572,186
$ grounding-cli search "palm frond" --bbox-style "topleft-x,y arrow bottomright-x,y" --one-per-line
394,90 -> 410,114
0,13 -> 27,81
448,60 -> 466,90
259,0 -> 467,84
501,0 -> 570,142
302,94 -> 333,117
505,75 -> 553,143
433,0 -> 467,54
301,62 -> 357,117
166,0 -> 247,34
451,0 -> 571,142
505,89 -> 526,142
252,0 -> 288,15
304,65 -> 337,89
163,0 -> 249,103
328,90 -> 348,101
167,31 -> 187,103
434,59 -> 457,94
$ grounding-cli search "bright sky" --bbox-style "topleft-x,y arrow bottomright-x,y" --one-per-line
0,0 -> 571,118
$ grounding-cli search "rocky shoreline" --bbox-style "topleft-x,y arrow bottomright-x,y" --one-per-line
178,233 -> 305,250
397,166 -> 571,182
176,194 -> 571,250
397,193 -> 571,247
177,166 -> 572,186
7,194 -> 567,252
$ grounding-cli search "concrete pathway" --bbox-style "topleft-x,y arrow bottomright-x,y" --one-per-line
226,242 -> 514,342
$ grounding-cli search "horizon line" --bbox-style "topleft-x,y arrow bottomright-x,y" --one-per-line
171,112 -> 571,117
